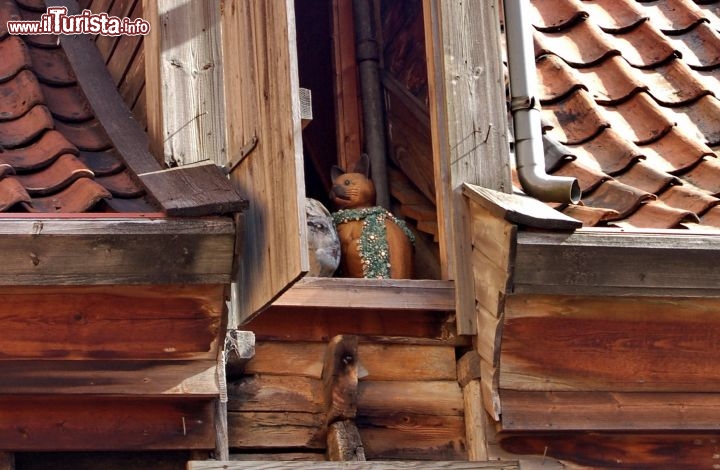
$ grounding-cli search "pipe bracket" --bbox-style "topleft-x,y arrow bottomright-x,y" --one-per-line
510,95 -> 539,113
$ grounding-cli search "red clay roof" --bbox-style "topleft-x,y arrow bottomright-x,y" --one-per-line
530,0 -> 720,230
0,0 -> 157,213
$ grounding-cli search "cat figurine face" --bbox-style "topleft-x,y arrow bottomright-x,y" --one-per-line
328,154 -> 376,210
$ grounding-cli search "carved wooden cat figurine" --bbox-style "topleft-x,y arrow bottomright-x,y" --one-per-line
329,155 -> 414,279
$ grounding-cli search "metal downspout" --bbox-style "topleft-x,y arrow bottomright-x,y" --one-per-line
353,0 -> 390,209
504,0 -> 580,203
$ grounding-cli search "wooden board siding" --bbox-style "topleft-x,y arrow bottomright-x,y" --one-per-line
0,397 -> 214,451
0,217 -> 235,285
0,284 -> 224,361
81,0 -> 145,122
226,335 -> 466,460
221,0 -> 309,324
501,294 -> 720,393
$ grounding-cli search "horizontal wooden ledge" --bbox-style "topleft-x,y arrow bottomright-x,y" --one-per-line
514,229 -> 720,296
0,360 -> 219,396
272,277 -> 455,310
0,216 -> 236,285
189,462 -> 519,469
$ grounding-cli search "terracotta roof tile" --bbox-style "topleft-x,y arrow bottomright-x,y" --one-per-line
617,199 -> 700,228
639,58 -> 711,104
608,20 -> 679,67
0,36 -> 30,82
542,89 -> 610,144
565,128 -> 643,174
574,55 -> 646,103
531,0 -> 720,230
581,179 -> 655,218
614,159 -> 680,193
0,104 -> 53,147
0,70 -> 43,121
658,183 -> 720,213
580,0 -> 646,32
0,129 -> 76,170
680,156 -> 720,194
561,203 -> 620,225
529,0 -> 588,31
535,20 -> 621,66
24,178 -> 111,213
640,0 -> 707,33
0,0 -> 159,213
41,83 -> 93,122
669,22 -> 720,68
602,91 -> 674,144
700,205 -> 720,227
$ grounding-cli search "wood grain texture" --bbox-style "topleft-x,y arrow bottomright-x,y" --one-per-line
323,336 -> 359,423
0,360 -> 218,395
0,397 -> 214,451
51,0 -> 161,176
502,294 -> 720,392
0,217 -> 235,285
501,432 -> 720,469
139,164 -> 247,216
223,0 -> 308,324
244,342 -> 327,379
501,391 -> 720,431
0,284 -> 225,360
327,420 -> 366,461
273,278 -> 455,311
190,462 -> 517,469
245,307 -> 454,344
358,343 -> 456,381
463,185 -> 581,230
423,0 -> 512,334
357,381 -> 464,417
514,230 -> 720,296
144,0 -> 226,167
227,375 -> 323,413
227,412 -> 325,449
357,414 -> 467,461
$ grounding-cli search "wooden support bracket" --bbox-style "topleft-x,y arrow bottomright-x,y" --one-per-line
322,335 -> 359,424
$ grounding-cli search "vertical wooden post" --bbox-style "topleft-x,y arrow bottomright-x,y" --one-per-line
458,351 -> 489,461
423,0 -> 512,335
142,0 -> 226,167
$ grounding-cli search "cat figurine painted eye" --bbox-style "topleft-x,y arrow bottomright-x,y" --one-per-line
329,154 -> 414,279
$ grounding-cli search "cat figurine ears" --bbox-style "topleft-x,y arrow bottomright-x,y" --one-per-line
331,153 -> 371,181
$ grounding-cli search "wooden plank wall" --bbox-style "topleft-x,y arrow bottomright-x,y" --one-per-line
79,0 -> 147,128
229,309 -> 467,461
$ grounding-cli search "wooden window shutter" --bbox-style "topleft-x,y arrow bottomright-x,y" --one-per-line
222,0 -> 309,324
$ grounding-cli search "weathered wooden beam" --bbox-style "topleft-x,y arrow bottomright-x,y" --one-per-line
0,284 -> 225,360
457,351 -> 488,461
327,420 -> 366,461
0,397 -> 214,451
247,307 -> 456,344
227,412 -> 325,450
322,335 -> 359,423
189,462 -> 519,469
514,230 -> 720,296
225,330 -> 256,380
502,294 -> 720,392
142,0 -> 226,167
0,360 -> 218,395
357,381 -> 464,418
423,0 -> 512,335
228,375 -> 323,413
463,185 -> 581,230
0,217 -> 235,285
272,278 -> 455,311
501,391 -> 720,431
139,164 -> 247,217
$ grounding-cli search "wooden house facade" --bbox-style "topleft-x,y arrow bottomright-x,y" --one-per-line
2,0 -> 720,468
